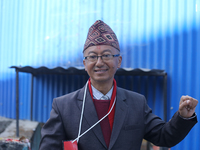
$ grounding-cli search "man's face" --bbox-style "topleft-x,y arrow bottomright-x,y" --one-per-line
83,45 -> 122,85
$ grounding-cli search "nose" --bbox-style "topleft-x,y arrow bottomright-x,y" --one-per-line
96,56 -> 104,66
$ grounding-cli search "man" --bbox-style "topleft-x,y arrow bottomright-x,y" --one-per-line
39,20 -> 198,150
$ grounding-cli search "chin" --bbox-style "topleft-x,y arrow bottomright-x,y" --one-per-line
92,77 -> 113,83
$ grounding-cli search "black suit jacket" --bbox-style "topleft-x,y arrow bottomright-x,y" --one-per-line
39,85 -> 197,150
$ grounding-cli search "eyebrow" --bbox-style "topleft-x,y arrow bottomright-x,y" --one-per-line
88,49 -> 112,55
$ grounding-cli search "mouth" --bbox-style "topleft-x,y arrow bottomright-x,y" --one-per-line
94,69 -> 108,73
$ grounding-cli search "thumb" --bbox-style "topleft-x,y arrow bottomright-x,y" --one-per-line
179,100 -> 190,110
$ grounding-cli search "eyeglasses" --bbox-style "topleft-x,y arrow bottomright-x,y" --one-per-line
84,54 -> 120,62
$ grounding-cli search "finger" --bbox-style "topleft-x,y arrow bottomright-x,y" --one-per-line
180,96 -> 198,107
180,99 -> 198,110
181,95 -> 193,102
185,102 -> 193,111
180,100 -> 192,110
188,98 -> 198,108
179,100 -> 189,110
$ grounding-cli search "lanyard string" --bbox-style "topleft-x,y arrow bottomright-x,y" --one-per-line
76,81 -> 88,143
73,81 -> 116,143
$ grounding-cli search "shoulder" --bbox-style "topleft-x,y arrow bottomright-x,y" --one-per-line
117,87 -> 146,100
116,87 -> 147,109
52,87 -> 84,108
116,87 -> 148,110
56,88 -> 82,101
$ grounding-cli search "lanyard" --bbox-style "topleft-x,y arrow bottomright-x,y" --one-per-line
72,81 -> 116,143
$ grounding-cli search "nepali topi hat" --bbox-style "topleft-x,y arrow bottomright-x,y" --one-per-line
83,20 -> 120,52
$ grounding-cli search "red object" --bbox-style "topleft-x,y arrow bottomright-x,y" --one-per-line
88,78 -> 117,147
63,140 -> 78,150
83,20 -> 120,52
88,78 -> 117,131
93,99 -> 111,147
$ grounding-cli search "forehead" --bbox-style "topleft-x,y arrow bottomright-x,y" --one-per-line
84,45 -> 118,55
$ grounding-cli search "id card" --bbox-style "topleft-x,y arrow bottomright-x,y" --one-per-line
63,140 -> 78,150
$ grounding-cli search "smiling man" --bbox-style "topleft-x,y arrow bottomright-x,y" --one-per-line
39,20 -> 198,150
83,45 -> 121,95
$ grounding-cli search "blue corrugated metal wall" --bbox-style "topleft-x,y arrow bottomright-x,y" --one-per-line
0,0 -> 200,149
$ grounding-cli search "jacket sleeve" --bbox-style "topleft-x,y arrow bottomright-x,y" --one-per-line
143,99 -> 197,147
39,98 -> 66,150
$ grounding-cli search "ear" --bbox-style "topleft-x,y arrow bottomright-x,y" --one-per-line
83,59 -> 87,71
117,56 -> 122,68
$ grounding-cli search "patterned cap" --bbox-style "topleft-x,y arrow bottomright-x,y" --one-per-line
83,20 -> 120,52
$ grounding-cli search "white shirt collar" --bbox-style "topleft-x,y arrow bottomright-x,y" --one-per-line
91,85 -> 113,100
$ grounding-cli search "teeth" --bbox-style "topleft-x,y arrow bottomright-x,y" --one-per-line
96,70 -> 106,72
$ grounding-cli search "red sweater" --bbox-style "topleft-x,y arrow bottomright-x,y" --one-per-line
88,79 -> 117,148
93,99 -> 111,147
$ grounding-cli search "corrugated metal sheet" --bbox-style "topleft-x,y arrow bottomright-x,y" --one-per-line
11,66 -> 167,126
0,0 -> 200,149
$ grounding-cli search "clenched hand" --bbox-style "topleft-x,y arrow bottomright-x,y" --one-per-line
179,95 -> 198,118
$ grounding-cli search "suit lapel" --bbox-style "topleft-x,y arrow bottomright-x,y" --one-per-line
109,87 -> 128,150
77,85 -> 107,148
